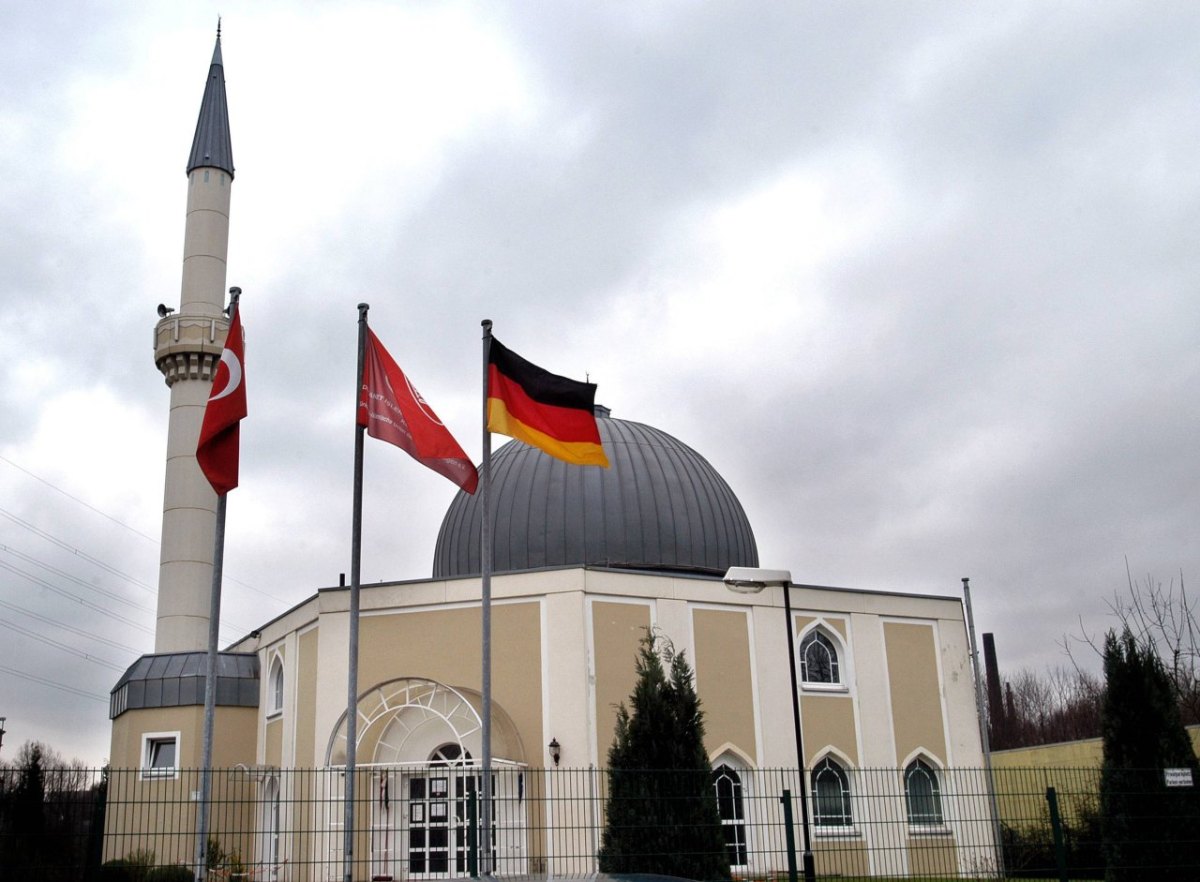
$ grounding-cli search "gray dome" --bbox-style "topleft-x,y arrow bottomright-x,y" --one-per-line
433,411 -> 758,578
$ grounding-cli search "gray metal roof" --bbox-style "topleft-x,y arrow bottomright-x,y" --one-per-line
109,651 -> 258,719
186,34 -> 234,177
433,410 -> 759,578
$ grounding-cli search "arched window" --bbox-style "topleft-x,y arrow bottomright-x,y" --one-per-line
269,656 -> 284,714
430,743 -> 472,765
263,776 -> 281,867
799,631 -> 840,684
712,763 -> 748,867
811,757 -> 852,827
904,758 -> 944,826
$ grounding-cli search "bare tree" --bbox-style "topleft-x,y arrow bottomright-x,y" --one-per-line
992,666 -> 1103,748
1066,561 -> 1199,725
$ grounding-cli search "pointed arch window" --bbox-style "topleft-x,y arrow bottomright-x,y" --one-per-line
263,776 -> 281,867
812,757 -> 852,827
712,763 -> 748,867
799,631 -> 840,684
904,758 -> 944,826
268,656 -> 284,715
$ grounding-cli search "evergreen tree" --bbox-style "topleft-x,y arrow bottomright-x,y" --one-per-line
599,630 -> 730,881
1100,628 -> 1200,880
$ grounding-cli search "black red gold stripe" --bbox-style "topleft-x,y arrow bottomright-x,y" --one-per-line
486,338 -> 609,467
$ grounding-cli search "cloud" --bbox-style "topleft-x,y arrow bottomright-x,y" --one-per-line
2,1 -> 1198,764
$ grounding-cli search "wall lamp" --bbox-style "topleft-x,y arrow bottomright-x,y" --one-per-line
548,737 -> 561,767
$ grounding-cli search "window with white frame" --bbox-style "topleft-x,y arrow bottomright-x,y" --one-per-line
799,630 -> 840,684
712,763 -> 748,867
904,758 -> 945,826
141,732 -> 180,778
812,756 -> 853,827
269,656 -> 284,715
263,776 -> 281,867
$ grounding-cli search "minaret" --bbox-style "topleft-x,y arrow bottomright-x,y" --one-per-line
152,31 -> 235,653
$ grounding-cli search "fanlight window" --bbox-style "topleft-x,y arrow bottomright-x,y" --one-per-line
904,758 -> 945,826
812,757 -> 852,827
799,631 -> 840,684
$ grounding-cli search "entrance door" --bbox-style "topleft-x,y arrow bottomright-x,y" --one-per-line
405,744 -> 492,878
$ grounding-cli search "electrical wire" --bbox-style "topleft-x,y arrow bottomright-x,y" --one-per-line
0,597 -> 144,654
0,664 -> 109,703
0,619 -> 127,673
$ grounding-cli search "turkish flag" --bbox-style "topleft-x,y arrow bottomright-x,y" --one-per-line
358,328 -> 478,494
196,306 -> 247,495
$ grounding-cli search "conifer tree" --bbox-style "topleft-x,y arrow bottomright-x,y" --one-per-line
599,630 -> 731,881
1100,628 -> 1200,880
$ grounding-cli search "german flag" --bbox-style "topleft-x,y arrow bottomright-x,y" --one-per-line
487,337 -> 609,467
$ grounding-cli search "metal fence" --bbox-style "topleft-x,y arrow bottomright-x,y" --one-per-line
0,764 -> 1196,880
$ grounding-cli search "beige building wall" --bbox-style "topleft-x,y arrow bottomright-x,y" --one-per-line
295,627 -> 319,766
693,607 -> 756,764
127,570 -> 990,879
105,704 -> 257,864
590,599 -> 652,762
883,621 -> 948,764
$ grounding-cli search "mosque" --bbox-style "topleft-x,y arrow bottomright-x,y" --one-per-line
106,32 -> 994,881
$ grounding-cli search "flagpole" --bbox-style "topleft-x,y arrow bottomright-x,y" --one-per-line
344,302 -> 369,882
480,318 -> 494,875
193,288 -> 239,882
193,490 -> 226,882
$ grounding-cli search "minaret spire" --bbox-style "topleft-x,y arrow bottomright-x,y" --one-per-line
187,29 -> 234,178
151,32 -> 238,652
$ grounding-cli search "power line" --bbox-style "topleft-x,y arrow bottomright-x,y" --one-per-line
0,506 -> 154,593
0,664 -> 109,704
0,525 -> 253,636
0,543 -> 156,614
0,597 -> 145,655
0,619 -> 127,673
0,455 -> 298,611
0,454 -> 160,543
0,558 -> 155,635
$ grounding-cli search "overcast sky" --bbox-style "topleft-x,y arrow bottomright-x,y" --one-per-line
2,1 -> 1197,766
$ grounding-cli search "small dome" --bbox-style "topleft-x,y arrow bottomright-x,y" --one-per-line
433,411 -> 758,577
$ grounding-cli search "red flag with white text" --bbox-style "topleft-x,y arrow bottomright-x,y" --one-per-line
196,306 -> 247,495
358,328 -> 479,494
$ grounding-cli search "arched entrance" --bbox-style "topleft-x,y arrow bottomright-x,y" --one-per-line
324,678 -> 528,880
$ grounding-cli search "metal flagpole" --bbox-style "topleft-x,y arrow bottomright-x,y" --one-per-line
479,319 -> 494,875
194,287 -> 240,882
962,577 -> 1006,877
344,303 -> 369,882
193,491 -> 227,882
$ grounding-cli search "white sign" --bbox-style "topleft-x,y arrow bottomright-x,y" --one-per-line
1164,768 -> 1193,787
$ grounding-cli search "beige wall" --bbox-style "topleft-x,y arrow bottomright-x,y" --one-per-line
356,601 -> 543,764
884,621 -> 947,764
693,608 -> 756,763
591,600 -> 651,760
295,627 -> 318,766
109,704 -> 257,769
801,693 -> 858,766
994,728 -> 1200,769
105,704 -> 257,865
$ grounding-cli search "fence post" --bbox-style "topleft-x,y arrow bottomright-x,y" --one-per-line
1045,786 -> 1068,882
780,788 -> 799,882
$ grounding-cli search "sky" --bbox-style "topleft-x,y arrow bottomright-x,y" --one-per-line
1,1 -> 1197,766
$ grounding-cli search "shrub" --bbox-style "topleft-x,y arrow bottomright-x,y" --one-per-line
146,866 -> 194,882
